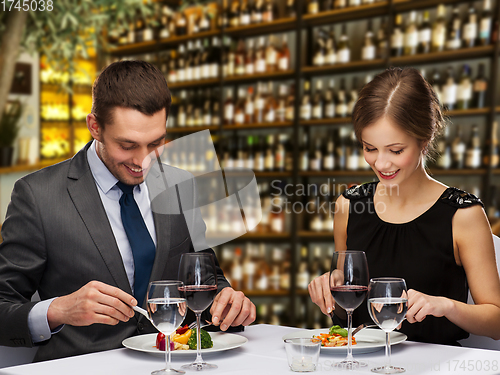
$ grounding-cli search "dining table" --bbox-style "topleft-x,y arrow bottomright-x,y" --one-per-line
1,324 -> 499,375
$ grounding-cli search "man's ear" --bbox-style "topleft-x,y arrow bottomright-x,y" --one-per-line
87,114 -> 102,142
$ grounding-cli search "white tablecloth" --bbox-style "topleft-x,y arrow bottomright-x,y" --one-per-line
2,324 -> 499,375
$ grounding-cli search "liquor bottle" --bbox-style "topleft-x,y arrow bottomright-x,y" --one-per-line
176,11 -> 187,36
336,78 -> 348,118
210,37 -> 221,78
254,82 -> 265,122
463,4 -> 478,48
236,136 -> 245,168
348,78 -> 358,114
188,12 -> 199,35
323,133 -> 335,171
465,124 -> 482,169
313,29 -> 326,66
202,89 -> 212,125
349,0 -> 360,6
404,11 -> 418,56
264,82 -> 277,123
242,244 -> 256,291
418,10 -> 432,54
192,40 -> 202,80
198,7 -> 210,33
230,247 -> 243,290
286,0 -> 296,18
435,126 -> 452,169
226,38 -> 236,77
212,89 -> 221,126
479,0 -> 493,46
483,121 -> 499,168
177,90 -> 187,127
322,0 -> 333,12
473,63 -> 487,108
432,4 -> 447,53
254,136 -> 265,171
224,88 -> 235,124
362,20 -> 376,61
309,138 -> 322,171
263,0 -> 277,22
300,80 -> 312,120
451,125 -> 466,169
230,0 -> 240,27
185,91 -> 195,127
134,12 -> 145,43
299,133 -> 309,171
457,65 -> 472,110
167,50 -> 177,83
308,0 -> 319,14
264,135 -> 275,171
431,68 -> 443,105
377,18 -> 388,59
235,39 -> 246,75
245,39 -> 256,75
325,26 -> 337,65
324,79 -> 336,118
278,34 -> 291,71
252,0 -> 264,23
220,0 -> 229,28
127,20 -> 135,44
334,0 -> 346,9
346,130 -> 360,170
255,37 -> 266,73
265,36 -> 279,72
245,86 -> 255,123
442,66 -> 457,111
143,16 -> 154,42
234,88 -> 246,124
200,39 -> 210,79
337,24 -> 350,63
297,247 -> 310,290
285,84 -> 295,121
284,136 -> 293,172
184,41 -> 194,81
312,80 -> 324,119
335,128 -> 346,169
446,6 -> 462,50
240,0 -> 251,26
276,84 -> 288,122
391,14 -> 404,57
275,135 -> 286,171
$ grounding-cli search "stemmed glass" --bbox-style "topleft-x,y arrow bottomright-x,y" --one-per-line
330,250 -> 369,370
147,280 -> 188,375
178,253 -> 218,371
367,278 -> 408,374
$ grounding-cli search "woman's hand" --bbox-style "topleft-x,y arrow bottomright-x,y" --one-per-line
308,272 -> 334,315
406,289 -> 454,323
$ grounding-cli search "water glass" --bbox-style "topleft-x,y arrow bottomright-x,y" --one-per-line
284,338 -> 321,372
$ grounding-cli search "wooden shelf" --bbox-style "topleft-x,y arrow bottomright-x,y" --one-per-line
302,59 -> 385,76
240,289 -> 291,297
394,0 -> 472,12
298,231 -> 333,240
299,170 -> 375,177
428,168 -> 487,176
445,108 -> 491,117
300,118 -> 352,126
224,70 -> 295,84
390,45 -> 494,66
167,125 -> 219,134
254,171 -> 292,178
169,78 -> 220,90
0,158 -> 67,176
303,1 -> 389,26
213,232 -> 291,242
224,17 -> 297,37
109,40 -> 158,56
222,121 -> 293,130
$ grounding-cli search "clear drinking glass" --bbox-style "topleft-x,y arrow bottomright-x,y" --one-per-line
178,253 -> 218,371
147,280 -> 188,375
330,250 -> 369,370
367,277 -> 408,374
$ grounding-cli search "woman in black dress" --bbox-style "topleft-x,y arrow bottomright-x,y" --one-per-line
308,67 -> 500,345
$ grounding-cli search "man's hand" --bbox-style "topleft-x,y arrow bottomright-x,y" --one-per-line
47,281 -> 137,330
209,287 -> 255,331
406,289 -> 454,324
308,272 -> 335,315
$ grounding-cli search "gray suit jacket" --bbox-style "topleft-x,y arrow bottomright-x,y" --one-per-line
0,142 -> 230,361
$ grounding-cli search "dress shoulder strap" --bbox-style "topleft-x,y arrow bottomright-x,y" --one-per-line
439,187 -> 484,208
342,181 -> 378,200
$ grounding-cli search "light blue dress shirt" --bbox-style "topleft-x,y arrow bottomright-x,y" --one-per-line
28,140 -> 157,343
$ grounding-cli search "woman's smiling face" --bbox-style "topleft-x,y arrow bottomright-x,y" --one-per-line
361,116 -> 425,187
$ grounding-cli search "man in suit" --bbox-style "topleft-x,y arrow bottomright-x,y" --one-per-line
0,60 -> 255,361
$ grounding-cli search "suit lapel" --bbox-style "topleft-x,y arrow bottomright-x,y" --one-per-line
67,144 -> 133,295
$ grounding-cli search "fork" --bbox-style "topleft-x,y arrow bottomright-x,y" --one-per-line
188,320 -> 212,330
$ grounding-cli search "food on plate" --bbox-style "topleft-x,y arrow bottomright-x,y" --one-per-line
155,325 -> 213,351
313,325 -> 356,347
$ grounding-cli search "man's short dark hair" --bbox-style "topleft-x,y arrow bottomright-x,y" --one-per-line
91,60 -> 171,129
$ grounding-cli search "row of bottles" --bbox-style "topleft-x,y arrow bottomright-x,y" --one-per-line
390,1 -> 496,57
40,64 -> 93,86
40,102 -> 88,121
306,0 -> 383,14
425,64 -> 488,110
221,0 -> 295,28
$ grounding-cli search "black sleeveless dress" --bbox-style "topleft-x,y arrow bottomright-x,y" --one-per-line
342,181 -> 483,345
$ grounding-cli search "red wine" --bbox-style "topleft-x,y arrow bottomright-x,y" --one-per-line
179,285 -> 217,313
330,285 -> 368,310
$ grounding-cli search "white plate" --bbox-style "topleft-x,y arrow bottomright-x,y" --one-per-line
122,332 -> 248,356
282,328 -> 407,355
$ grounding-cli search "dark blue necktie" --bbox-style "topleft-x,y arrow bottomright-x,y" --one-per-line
116,181 -> 156,307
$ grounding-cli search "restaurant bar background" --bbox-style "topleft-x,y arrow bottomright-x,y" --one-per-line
1,0 -> 500,328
